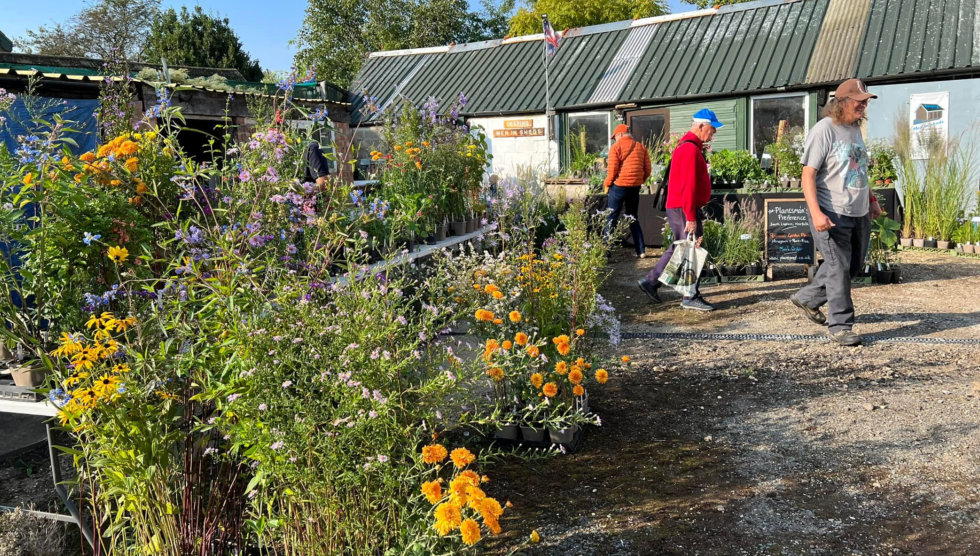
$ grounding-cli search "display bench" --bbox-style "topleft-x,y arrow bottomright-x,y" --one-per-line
586,188 -> 899,248
0,396 -> 94,545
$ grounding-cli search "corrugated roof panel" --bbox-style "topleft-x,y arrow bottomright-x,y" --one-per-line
805,0 -> 872,83
587,26 -> 655,105
856,0 -> 979,79
620,0 -> 828,102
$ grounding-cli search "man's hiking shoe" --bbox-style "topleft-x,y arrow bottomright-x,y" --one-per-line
681,296 -> 714,312
829,329 -> 862,346
636,280 -> 664,303
637,279 -> 662,303
790,294 -> 827,325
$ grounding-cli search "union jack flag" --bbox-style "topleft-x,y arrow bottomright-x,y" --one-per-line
542,15 -> 561,56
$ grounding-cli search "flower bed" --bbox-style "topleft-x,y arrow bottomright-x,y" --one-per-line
0,75 -> 628,552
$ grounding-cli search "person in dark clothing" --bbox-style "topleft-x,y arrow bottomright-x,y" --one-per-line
637,108 -> 723,312
304,141 -> 331,186
603,123 -> 652,257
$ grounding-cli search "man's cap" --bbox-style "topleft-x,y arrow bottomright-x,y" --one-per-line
692,108 -> 724,129
835,78 -> 877,101
610,123 -> 629,138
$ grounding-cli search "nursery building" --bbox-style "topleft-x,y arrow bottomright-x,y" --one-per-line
349,0 -> 980,184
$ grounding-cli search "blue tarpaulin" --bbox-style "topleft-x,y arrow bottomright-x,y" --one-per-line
0,96 -> 99,155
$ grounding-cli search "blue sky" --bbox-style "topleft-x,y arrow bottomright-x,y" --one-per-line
1,0 -> 695,72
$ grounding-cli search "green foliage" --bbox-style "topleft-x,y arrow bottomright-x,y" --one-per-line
708,149 -> 766,185
563,123 -> 603,178
14,0 -> 160,61
509,0 -> 667,36
764,133 -> 803,180
869,215 -> 900,266
867,140 -> 898,186
295,0 -> 513,87
894,112 -> 977,240
701,219 -> 725,261
144,6 -> 263,81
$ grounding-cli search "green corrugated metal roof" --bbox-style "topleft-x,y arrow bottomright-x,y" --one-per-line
352,0 -> 980,121
352,1 -> 833,122
856,0 -> 980,79
621,0 -> 829,102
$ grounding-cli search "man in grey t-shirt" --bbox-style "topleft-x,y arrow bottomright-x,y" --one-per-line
790,78 -> 883,346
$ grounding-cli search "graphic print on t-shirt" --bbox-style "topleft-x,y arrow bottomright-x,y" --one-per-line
830,141 -> 868,190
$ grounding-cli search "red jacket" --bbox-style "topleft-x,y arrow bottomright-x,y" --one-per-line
603,137 -> 651,188
665,132 -> 712,221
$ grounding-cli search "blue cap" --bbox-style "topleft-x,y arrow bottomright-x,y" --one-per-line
692,108 -> 724,129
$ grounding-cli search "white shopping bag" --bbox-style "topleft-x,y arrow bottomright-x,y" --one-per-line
658,235 -> 707,298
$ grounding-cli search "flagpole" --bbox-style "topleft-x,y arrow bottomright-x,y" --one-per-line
543,14 -> 552,177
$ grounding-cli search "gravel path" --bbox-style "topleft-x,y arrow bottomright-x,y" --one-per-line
487,249 -> 980,555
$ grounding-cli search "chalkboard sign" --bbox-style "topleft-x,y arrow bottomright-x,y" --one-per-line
765,199 -> 814,264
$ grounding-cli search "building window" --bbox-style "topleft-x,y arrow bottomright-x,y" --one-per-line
751,93 -> 808,155
353,126 -> 384,179
626,108 -> 670,149
566,112 -> 611,156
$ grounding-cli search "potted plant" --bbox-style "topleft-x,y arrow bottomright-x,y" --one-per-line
870,216 -> 900,283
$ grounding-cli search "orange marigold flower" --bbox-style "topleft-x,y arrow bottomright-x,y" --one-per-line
542,382 -> 558,397
530,373 -> 543,389
595,369 -> 609,384
555,361 -> 569,374
485,515 -> 502,534
124,157 -> 138,173
526,345 -> 540,358
80,152 -> 96,163
475,309 -> 494,322
450,447 -> 475,468
487,367 -> 504,381
573,384 -> 585,396
484,284 -> 499,294
509,310 -> 521,323
556,341 -> 571,356
514,332 -> 528,346
433,502 -> 461,536
493,318 -> 503,325
501,340 -> 512,350
576,328 -> 585,336
622,355 -> 631,363
478,497 -> 504,519
492,291 -> 504,300
552,334 -> 570,345
568,368 -> 583,385
421,480 -> 443,504
415,160 -> 422,170
460,518 -> 481,545
422,443 -> 448,464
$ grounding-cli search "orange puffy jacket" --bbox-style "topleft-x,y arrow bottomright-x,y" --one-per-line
603,137 -> 652,188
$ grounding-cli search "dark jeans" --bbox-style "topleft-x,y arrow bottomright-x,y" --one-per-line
645,207 -> 704,299
795,211 -> 871,332
604,185 -> 645,255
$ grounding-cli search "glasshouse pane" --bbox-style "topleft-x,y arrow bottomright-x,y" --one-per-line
353,127 -> 384,178
567,113 -> 610,155
752,96 -> 806,155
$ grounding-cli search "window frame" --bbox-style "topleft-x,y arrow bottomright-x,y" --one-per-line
625,108 -> 671,145
565,110 -> 613,155
749,92 -> 809,156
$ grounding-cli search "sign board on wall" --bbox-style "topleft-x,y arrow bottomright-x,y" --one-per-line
765,199 -> 814,264
493,128 -> 544,138
909,91 -> 948,159
503,119 -> 534,129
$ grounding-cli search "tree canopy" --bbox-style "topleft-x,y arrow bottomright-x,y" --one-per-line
16,0 -> 160,61
508,0 -> 667,37
294,0 -> 513,88
143,7 -> 263,81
